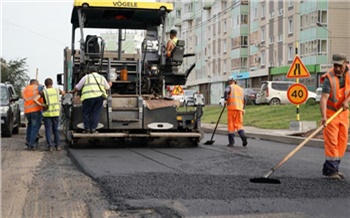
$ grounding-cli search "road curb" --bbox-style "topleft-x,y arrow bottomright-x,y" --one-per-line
202,127 -> 350,151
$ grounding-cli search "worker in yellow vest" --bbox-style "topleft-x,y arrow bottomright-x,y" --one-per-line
224,76 -> 248,147
70,66 -> 111,133
166,29 -> 178,58
38,78 -> 65,151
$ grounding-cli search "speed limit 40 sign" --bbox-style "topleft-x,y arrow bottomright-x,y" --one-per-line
287,84 -> 308,105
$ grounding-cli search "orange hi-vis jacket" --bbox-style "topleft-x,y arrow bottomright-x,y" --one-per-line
320,65 -> 350,161
22,84 -> 43,114
227,84 -> 244,111
227,84 -> 244,133
320,65 -> 350,117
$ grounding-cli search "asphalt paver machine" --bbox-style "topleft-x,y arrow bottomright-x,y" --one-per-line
58,0 -> 203,146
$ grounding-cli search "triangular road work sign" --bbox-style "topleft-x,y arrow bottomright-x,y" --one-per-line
286,56 -> 310,78
171,85 -> 184,95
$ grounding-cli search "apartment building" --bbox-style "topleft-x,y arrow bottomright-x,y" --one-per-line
161,0 -> 350,105
100,30 -> 145,54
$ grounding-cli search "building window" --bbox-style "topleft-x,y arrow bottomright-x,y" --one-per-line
251,7 -> 257,21
288,18 -> 293,34
311,40 -> 317,55
241,36 -> 248,48
232,16 -> 236,28
241,57 -> 248,69
261,27 -> 265,42
176,10 -> 181,18
232,15 -> 240,28
288,46 -> 293,61
208,26 -> 211,39
213,40 -> 216,55
269,35 -> 274,44
231,38 -> 234,49
318,10 -> 328,24
288,0 -> 294,8
318,39 -> 327,54
218,21 -> 221,34
279,8 -> 283,16
241,0 -> 248,5
222,1 -> 227,10
223,19 -> 227,32
223,60 -> 227,74
278,34 -> 283,42
261,4 -> 266,18
241,14 -> 248,24
223,39 -> 227,53
185,3 -> 193,12
261,51 -> 266,66
213,23 -> 216,36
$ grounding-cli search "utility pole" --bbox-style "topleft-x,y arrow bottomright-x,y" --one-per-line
36,68 -> 38,80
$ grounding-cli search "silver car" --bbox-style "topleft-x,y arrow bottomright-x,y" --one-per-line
315,87 -> 322,102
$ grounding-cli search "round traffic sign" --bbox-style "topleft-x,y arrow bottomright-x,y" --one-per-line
287,84 -> 308,105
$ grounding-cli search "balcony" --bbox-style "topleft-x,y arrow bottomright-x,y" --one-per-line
203,2 -> 214,10
182,11 -> 195,22
174,17 -> 182,27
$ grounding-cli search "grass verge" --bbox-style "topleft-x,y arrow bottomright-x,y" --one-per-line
200,103 -> 321,129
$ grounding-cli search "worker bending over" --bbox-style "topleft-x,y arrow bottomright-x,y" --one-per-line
224,76 -> 248,147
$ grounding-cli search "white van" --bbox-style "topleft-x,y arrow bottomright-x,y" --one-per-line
255,81 -> 316,105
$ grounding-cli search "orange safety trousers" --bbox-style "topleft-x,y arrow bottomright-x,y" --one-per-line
323,110 -> 349,161
227,110 -> 243,133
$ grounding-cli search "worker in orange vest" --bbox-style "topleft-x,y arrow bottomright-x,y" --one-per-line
22,79 -> 44,150
320,53 -> 350,180
224,76 -> 247,147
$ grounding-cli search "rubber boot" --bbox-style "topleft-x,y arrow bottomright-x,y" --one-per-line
238,130 -> 248,147
227,134 -> 235,147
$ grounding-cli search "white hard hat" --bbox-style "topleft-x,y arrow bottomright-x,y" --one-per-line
228,75 -> 236,81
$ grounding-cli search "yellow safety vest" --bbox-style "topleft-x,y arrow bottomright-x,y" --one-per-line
81,73 -> 106,101
43,88 -> 60,117
170,37 -> 178,47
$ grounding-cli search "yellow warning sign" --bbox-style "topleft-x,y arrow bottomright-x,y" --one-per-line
287,83 -> 308,105
171,85 -> 184,95
286,56 -> 310,79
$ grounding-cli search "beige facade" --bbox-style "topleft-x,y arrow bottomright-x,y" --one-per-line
160,0 -> 350,104
328,1 -> 350,62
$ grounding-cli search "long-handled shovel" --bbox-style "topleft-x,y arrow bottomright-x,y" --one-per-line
204,104 -> 226,145
250,108 -> 343,184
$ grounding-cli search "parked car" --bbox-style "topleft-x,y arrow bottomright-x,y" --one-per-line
255,81 -> 316,105
18,98 -> 27,127
183,89 -> 197,106
315,87 -> 322,102
1,82 -> 21,137
219,88 -> 257,107
244,88 -> 258,105
171,94 -> 184,105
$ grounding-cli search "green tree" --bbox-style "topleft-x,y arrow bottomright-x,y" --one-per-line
1,58 -> 30,96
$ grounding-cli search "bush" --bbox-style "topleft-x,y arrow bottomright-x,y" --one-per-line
306,98 -> 318,106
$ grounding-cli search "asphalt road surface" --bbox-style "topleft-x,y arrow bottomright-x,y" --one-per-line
69,133 -> 350,218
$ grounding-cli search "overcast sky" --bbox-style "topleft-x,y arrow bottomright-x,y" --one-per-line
1,0 -> 73,88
